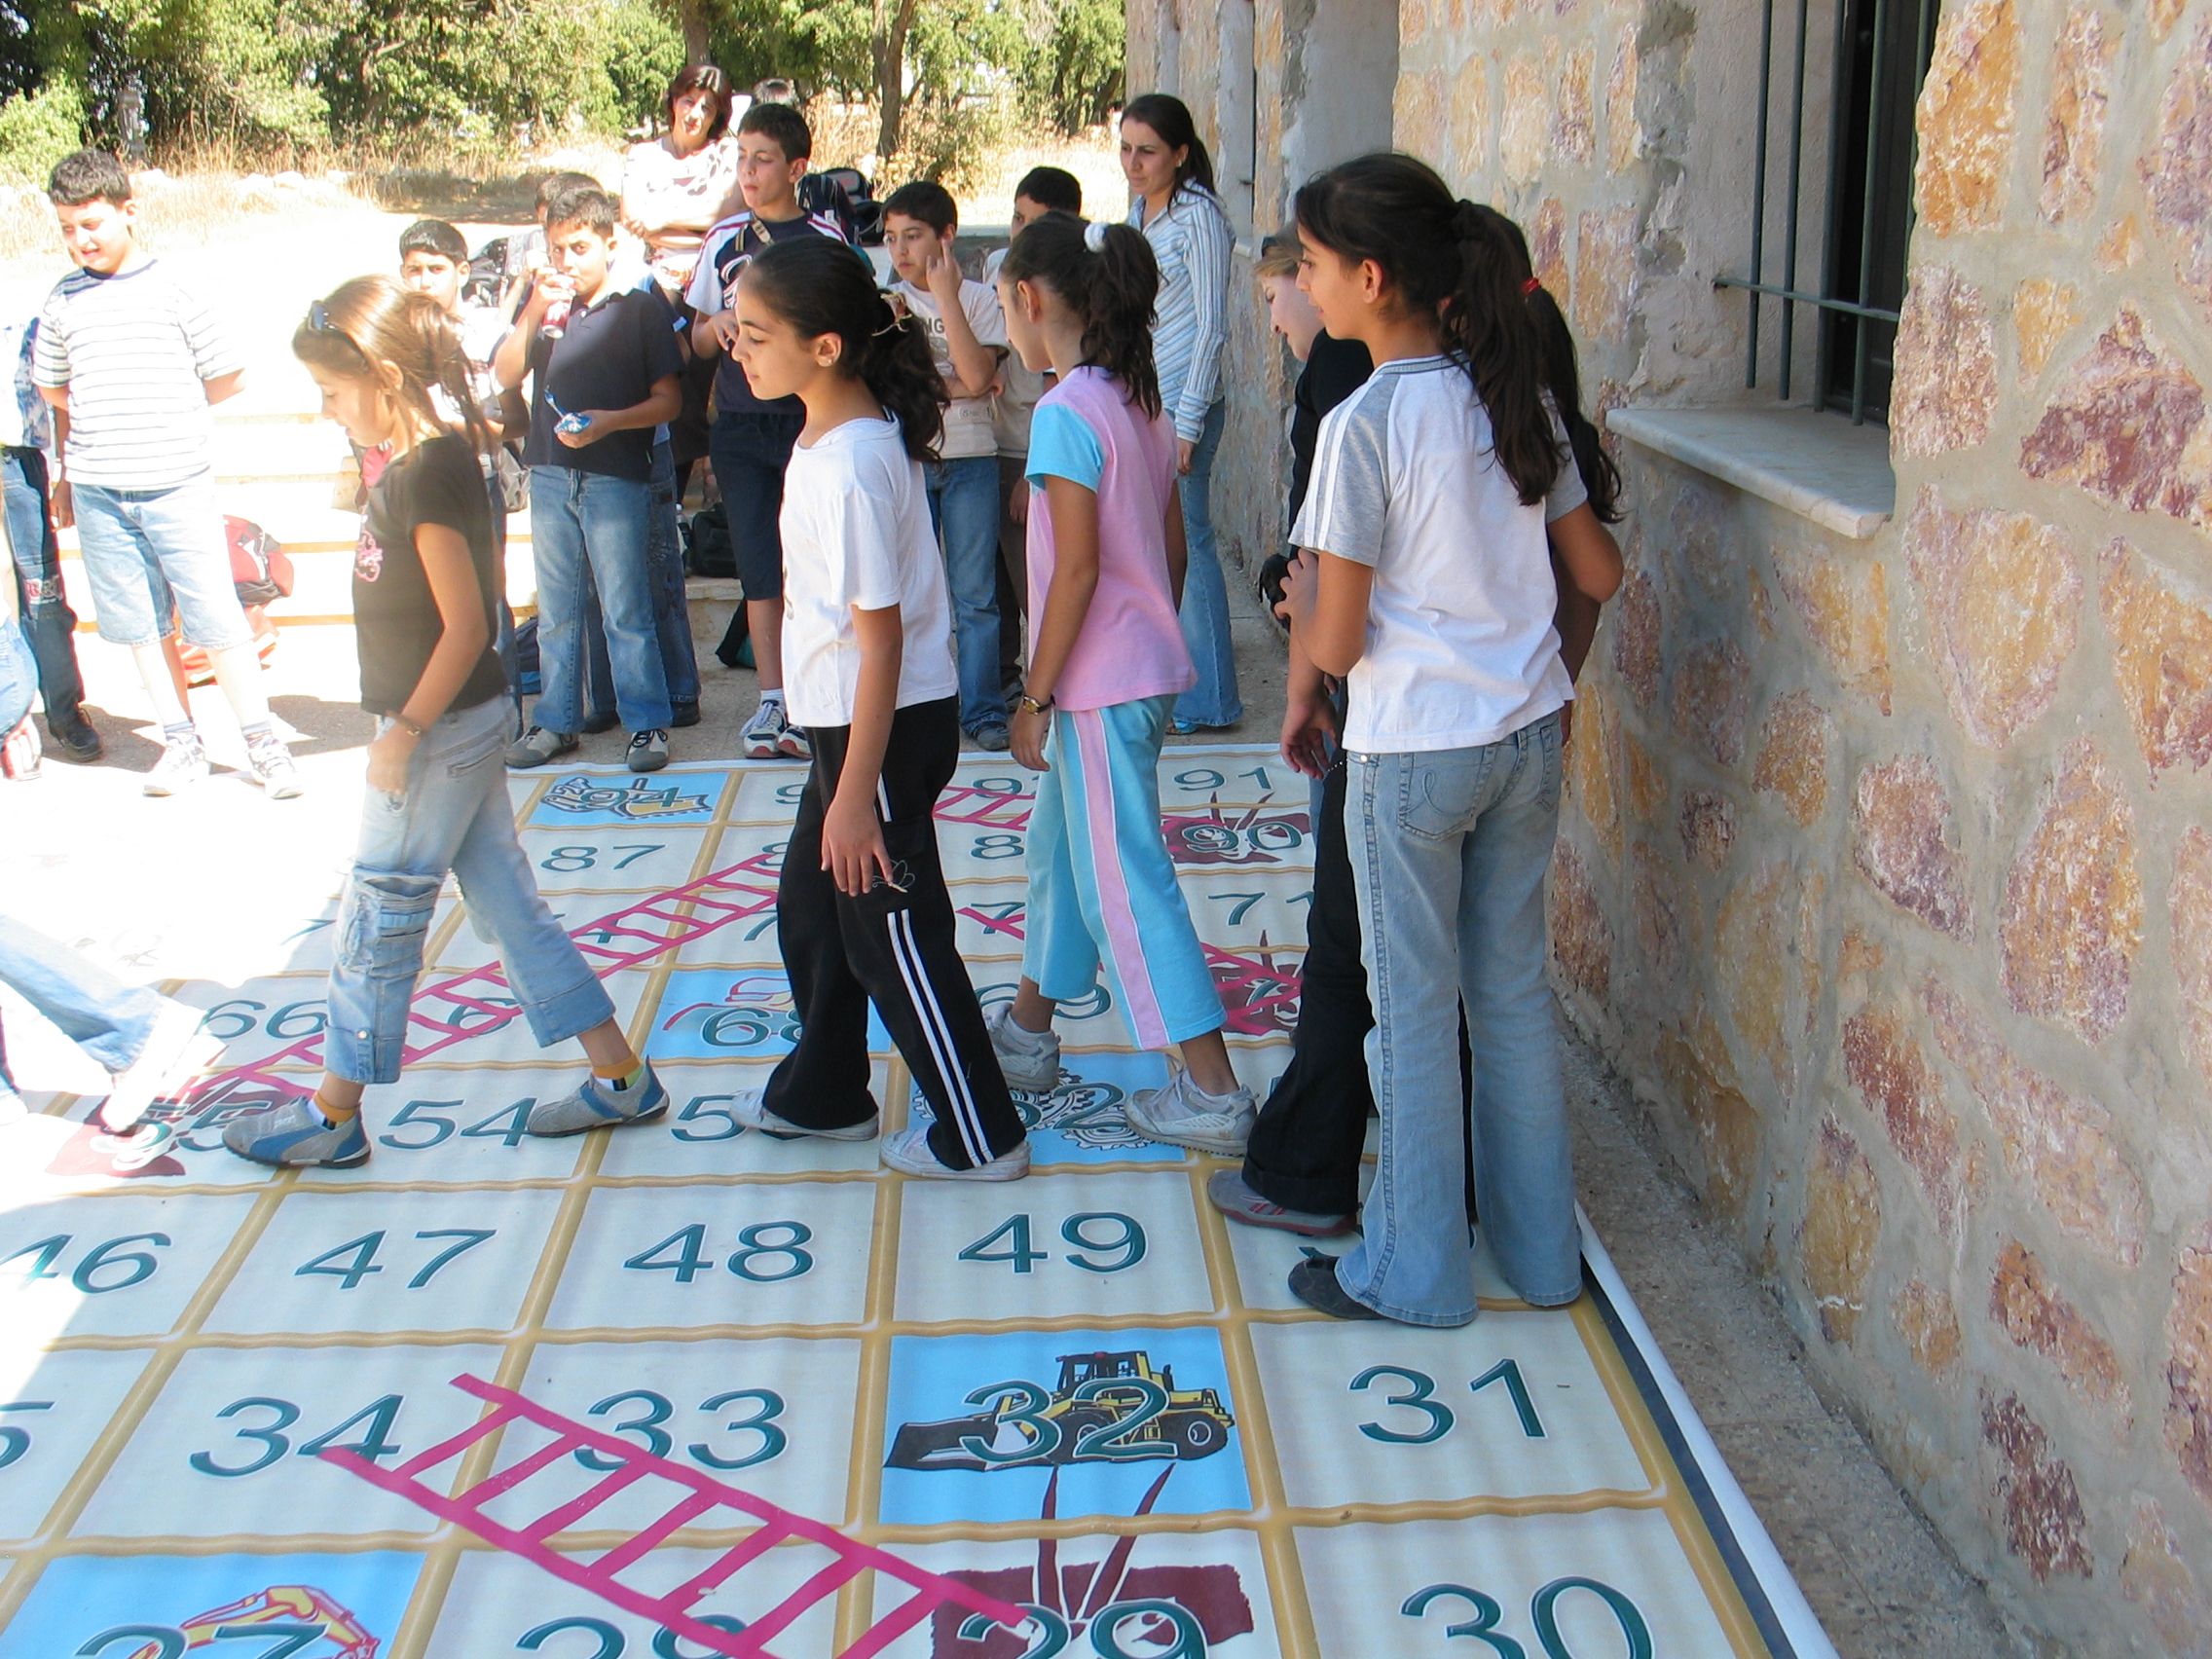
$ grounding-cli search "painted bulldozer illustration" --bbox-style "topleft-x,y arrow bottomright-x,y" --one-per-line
887,1350 -> 1235,1472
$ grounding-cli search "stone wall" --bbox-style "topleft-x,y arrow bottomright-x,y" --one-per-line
1130,0 -> 2212,1647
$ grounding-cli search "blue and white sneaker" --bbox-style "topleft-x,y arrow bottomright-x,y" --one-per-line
526,1062 -> 669,1136
724,1087 -> 878,1141
223,1097 -> 371,1167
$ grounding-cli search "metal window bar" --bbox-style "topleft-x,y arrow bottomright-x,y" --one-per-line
1718,0 -> 1940,423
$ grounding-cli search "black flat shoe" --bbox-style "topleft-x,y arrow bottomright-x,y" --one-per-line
581,712 -> 621,735
670,699 -> 701,728
1288,1255 -> 1382,1319
45,715 -> 102,763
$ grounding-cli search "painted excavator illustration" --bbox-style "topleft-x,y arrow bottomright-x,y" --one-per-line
888,1350 -> 1235,1472
109,1584 -> 377,1659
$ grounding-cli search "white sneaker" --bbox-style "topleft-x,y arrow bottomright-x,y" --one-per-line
246,730 -> 304,798
742,699 -> 792,760
986,1004 -> 1060,1091
101,999 -> 224,1131
145,736 -> 210,795
1123,1068 -> 1259,1156
880,1122 -> 1030,1181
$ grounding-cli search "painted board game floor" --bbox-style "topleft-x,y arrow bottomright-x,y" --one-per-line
1,748 -> 1835,1658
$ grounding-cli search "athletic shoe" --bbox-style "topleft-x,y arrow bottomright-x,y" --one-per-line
505,726 -> 578,768
222,1096 -> 371,1167
971,722 -> 1012,753
92,1122 -> 177,1171
101,999 -> 223,1131
144,735 -> 209,795
581,711 -> 622,735
671,699 -> 702,728
1288,1254 -> 1382,1319
1206,1167 -> 1353,1236
986,1004 -> 1060,1092
627,729 -> 671,772
246,730 -> 305,799
880,1122 -> 1030,1181
719,1087 -> 878,1141
741,699 -> 792,760
1123,1069 -> 1258,1156
526,1062 -> 670,1136
778,721 -> 810,760
46,712 -> 102,763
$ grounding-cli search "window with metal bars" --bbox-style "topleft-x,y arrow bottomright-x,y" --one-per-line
1716,0 -> 1940,423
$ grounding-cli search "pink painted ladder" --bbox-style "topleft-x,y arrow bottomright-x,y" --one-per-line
318,1374 -> 1026,1659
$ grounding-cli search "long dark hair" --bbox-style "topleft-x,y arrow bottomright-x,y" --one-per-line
742,236 -> 945,460
1295,154 -> 1560,506
292,275 -> 495,458
1489,212 -> 1624,523
1122,93 -> 1216,198
1001,212 -> 1162,421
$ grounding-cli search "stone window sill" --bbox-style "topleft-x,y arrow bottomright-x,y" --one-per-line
1604,406 -> 1897,540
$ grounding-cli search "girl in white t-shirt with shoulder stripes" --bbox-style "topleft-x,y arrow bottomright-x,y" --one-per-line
1280,157 -> 1623,1327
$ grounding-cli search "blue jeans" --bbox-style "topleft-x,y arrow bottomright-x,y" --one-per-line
1173,400 -> 1240,728
925,455 -> 1008,733
3,449 -> 85,717
529,466 -> 671,734
0,914 -> 168,1100
1339,711 -> 1578,1325
326,696 -> 614,1084
647,439 -> 699,707
71,473 -> 253,650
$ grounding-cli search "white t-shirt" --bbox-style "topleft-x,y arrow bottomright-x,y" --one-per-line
1293,354 -> 1587,755
982,246 -> 1049,454
779,416 -> 961,728
893,277 -> 1007,460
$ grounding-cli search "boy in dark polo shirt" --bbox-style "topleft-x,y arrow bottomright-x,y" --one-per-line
495,185 -> 683,773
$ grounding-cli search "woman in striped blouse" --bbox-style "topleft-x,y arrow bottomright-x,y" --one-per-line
1122,92 -> 1242,732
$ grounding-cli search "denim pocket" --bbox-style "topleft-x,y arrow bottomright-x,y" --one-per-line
1530,712 -> 1565,815
337,868 -> 442,977
1398,750 -> 1493,841
441,724 -> 506,778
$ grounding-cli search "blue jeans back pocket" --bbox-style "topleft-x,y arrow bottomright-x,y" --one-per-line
1397,749 -> 1494,841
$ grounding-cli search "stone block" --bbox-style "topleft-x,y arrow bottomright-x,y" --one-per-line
2098,212 -> 2147,270
1752,689 -> 1834,827
1554,44 -> 1597,165
1549,839 -> 1613,999
1915,0 -> 2021,237
1980,1390 -> 2095,1578
1775,547 -> 1893,712
1924,977 -> 2148,1267
1612,568 -> 1664,710
1566,676 -> 1621,856
1717,861 -> 1793,1088
2013,277 -> 2082,389
1891,267 -> 2000,457
1799,869 -> 1828,1038
2020,305 -> 2210,526
1633,838 -> 1695,977
1903,486 -> 2082,750
1802,1116 -> 1881,1342
1894,1277 -> 1965,1379
2142,20 -> 2212,320
1659,1008 -> 1762,1217
2166,1224 -> 2212,1512
1852,756 -> 1974,940
1678,787 -> 1739,870
1844,1000 -> 1967,1224
2001,740 -> 2142,1044
1606,36 -> 1641,173
1989,1236 -> 2132,1414
1530,196 -> 1570,301
1500,54 -> 1549,186
1393,67 -> 1448,155
1449,53 -> 1493,187
2039,5 -> 2115,226
1572,204 -> 1638,344
1625,732 -> 1668,829
2177,828 -> 2212,1088
2098,539 -> 2212,784
1672,638 -> 1752,767
2121,1499 -> 2212,1657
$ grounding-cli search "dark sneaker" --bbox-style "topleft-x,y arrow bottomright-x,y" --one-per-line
971,722 -> 1012,753
1207,1168 -> 1352,1236
223,1097 -> 371,1167
723,1087 -> 878,1141
46,712 -> 102,763
1288,1254 -> 1382,1319
670,699 -> 702,728
627,729 -> 671,772
581,711 -> 621,735
526,1062 -> 670,1136
880,1122 -> 1029,1180
506,726 -> 578,768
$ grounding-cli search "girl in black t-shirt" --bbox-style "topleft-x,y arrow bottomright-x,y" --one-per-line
221,276 -> 666,1170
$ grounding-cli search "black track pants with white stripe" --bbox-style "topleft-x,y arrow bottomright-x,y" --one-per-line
762,695 -> 1026,1169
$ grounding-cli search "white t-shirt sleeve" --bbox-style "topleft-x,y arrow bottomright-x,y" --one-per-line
1543,408 -> 1590,523
178,283 -> 242,381
1292,383 -> 1391,567
30,291 -> 68,387
964,280 -> 1009,350
684,233 -> 727,313
831,448 -> 912,612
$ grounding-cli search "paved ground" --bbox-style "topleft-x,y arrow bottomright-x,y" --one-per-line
4,196 -> 2018,1657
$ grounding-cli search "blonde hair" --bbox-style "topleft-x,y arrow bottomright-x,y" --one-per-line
291,275 -> 494,457
1254,223 -> 1302,282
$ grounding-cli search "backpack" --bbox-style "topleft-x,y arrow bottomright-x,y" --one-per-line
801,169 -> 883,246
225,516 -> 295,607
464,237 -> 510,309
682,501 -> 735,578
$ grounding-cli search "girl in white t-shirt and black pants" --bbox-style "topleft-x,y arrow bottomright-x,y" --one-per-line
1282,158 -> 1623,1325
719,236 -> 1029,1181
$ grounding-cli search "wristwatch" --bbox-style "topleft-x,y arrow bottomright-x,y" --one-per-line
1015,690 -> 1054,717
389,715 -> 427,739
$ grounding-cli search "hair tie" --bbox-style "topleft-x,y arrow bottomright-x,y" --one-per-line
1084,219 -> 1110,253
872,294 -> 905,337
1452,200 -> 1486,240
1523,276 -> 1542,295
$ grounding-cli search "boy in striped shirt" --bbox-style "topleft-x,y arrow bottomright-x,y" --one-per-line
34,148 -> 299,796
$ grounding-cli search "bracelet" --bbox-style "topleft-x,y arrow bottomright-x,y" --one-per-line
388,715 -> 427,739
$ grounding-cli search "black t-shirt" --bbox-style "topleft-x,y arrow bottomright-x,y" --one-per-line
356,433 -> 506,718
1289,332 -> 1375,522
520,283 -> 684,482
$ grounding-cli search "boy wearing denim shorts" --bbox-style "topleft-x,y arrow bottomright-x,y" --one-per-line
34,148 -> 299,796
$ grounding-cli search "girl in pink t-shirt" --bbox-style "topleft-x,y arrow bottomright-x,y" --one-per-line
988,213 -> 1254,1154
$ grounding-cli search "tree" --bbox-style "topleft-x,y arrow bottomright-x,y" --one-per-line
870,0 -> 919,159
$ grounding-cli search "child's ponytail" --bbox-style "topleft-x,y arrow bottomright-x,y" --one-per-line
1000,213 -> 1162,420
292,275 -> 495,456
1295,155 -> 1562,506
743,236 -> 946,461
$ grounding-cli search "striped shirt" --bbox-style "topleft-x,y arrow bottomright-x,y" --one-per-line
1129,183 -> 1233,442
32,258 -> 240,489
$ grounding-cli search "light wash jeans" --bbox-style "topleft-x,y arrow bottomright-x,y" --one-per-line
325,696 -> 613,1084
925,455 -> 1009,734
528,466 -> 671,735
1337,710 -> 1579,1325
1172,399 -> 1240,729
71,473 -> 254,650
0,915 -> 167,1100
